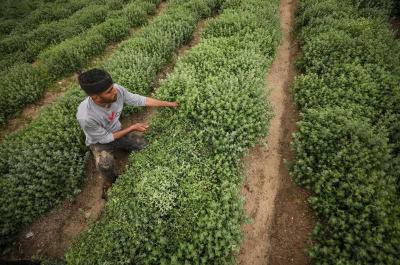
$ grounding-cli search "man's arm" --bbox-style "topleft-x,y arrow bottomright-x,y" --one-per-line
112,123 -> 149,140
145,97 -> 178,107
118,85 -> 177,107
80,119 -> 149,142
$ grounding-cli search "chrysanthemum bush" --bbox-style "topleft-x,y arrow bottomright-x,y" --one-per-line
66,0 -> 280,264
0,63 -> 50,127
39,0 -> 162,78
0,0 -> 94,37
291,108 -> 399,263
0,0 -> 143,64
0,3 -> 108,63
0,0 -> 220,250
0,87 -> 88,248
292,0 -> 400,263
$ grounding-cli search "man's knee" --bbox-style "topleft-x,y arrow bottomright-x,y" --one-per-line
93,150 -> 116,182
95,150 -> 114,170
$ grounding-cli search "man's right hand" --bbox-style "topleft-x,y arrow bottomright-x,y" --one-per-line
113,123 -> 149,140
129,123 -> 149,132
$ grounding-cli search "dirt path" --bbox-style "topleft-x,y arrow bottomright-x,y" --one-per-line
237,0 -> 315,264
390,16 -> 400,38
0,2 -> 167,143
3,16 -> 213,262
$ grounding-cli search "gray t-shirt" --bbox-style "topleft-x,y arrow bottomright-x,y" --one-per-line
76,84 -> 147,146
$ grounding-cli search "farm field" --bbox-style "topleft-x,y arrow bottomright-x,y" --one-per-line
1,0 -> 400,264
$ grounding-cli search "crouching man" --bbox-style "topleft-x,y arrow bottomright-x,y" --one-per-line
76,68 -> 177,199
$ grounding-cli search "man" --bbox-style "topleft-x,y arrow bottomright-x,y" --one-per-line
76,68 -> 177,199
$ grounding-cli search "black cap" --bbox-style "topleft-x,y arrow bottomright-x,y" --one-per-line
78,68 -> 113,95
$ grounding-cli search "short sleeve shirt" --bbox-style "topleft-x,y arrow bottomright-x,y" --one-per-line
76,84 -> 147,146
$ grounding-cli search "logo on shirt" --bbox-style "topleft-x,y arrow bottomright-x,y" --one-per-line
107,111 -> 116,122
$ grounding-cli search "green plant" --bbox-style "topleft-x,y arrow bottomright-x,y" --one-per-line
291,108 -> 400,264
293,0 -> 400,263
40,32 -> 108,77
0,63 -> 49,126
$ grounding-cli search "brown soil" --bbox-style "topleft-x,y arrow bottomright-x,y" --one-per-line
237,0 -> 315,265
0,2 -> 167,143
2,15 -> 212,262
390,17 -> 400,38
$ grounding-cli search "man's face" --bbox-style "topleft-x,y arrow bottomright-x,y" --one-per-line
95,84 -> 117,104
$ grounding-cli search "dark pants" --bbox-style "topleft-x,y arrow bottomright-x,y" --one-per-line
89,133 -> 147,185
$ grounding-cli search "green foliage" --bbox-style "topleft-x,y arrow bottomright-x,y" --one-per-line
292,108 -> 400,264
293,63 -> 390,121
0,34 -> 26,59
66,0 -> 280,264
0,0 -> 96,37
295,0 -> 353,31
39,32 -> 108,77
24,4 -> 109,61
0,19 -> 17,37
202,5 -> 280,57
293,0 -> 400,263
0,51 -> 27,72
122,1 -> 158,26
160,38 -> 272,156
0,87 -> 88,248
0,0 -> 138,65
93,17 -> 131,43
105,0 -> 132,10
103,1 -> 198,96
40,258 -> 66,265
0,4 -> 109,61
67,120 -> 244,264
352,0 -> 394,16
11,0 -> 94,36
297,20 -> 400,75
177,0 -> 219,19
0,64 -> 50,127
0,0 -> 47,20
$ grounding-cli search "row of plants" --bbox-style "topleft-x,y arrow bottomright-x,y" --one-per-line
38,0 -> 159,78
0,0 -> 95,39
66,0 -> 280,264
0,0 -> 133,69
292,0 -> 400,264
0,0 -> 51,22
351,0 -> 394,15
0,0 -> 157,128
0,0 -> 220,252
